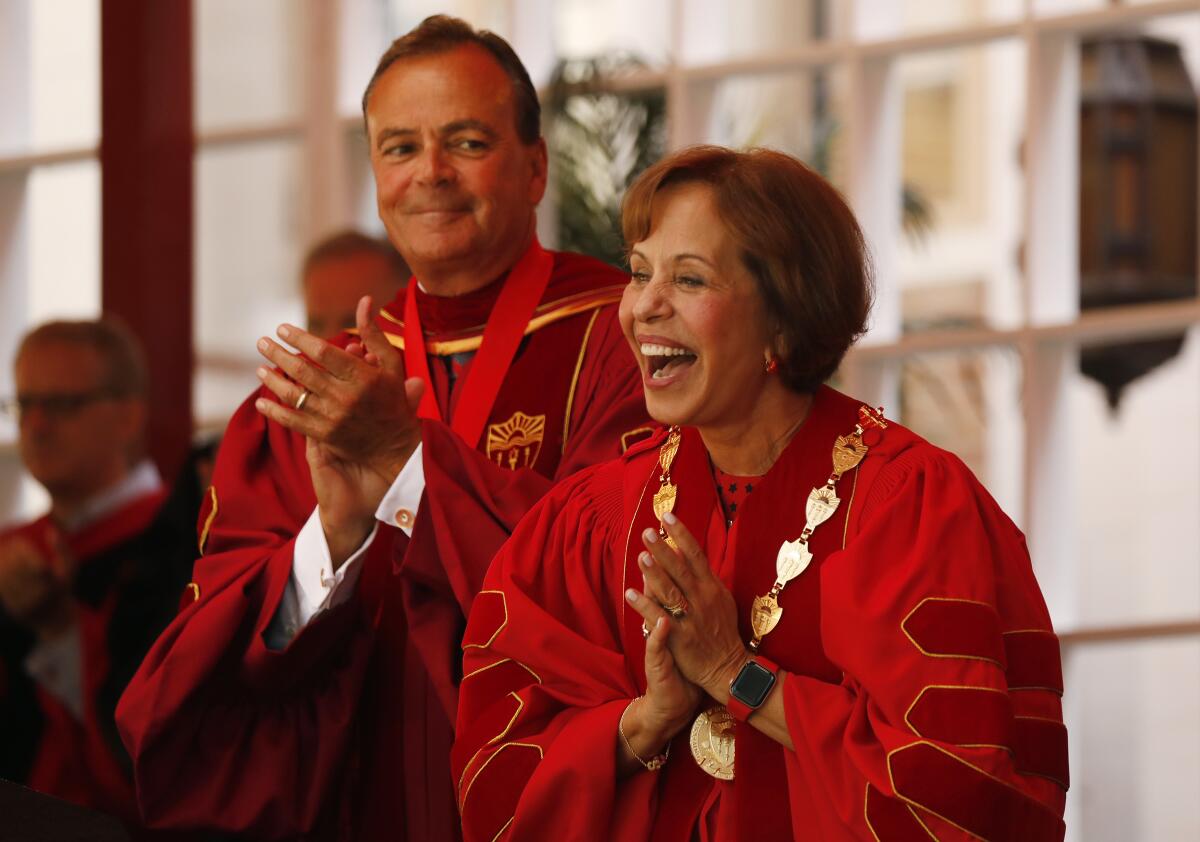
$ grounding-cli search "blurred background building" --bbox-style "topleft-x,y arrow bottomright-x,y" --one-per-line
0,1 -> 1197,838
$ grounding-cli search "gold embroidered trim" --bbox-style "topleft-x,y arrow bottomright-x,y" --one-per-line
458,692 -> 526,805
377,289 -> 622,356
459,739 -> 544,816
463,590 -> 509,650
1001,629 -> 1064,694
901,597 -> 1005,668
863,783 -> 882,842
198,485 -> 219,555
462,657 -> 542,684
885,740 -> 1059,842
902,684 -> 1014,754
906,805 -> 939,840
490,817 -> 514,842
840,463 -> 861,549
620,426 -> 656,453
561,308 -> 601,456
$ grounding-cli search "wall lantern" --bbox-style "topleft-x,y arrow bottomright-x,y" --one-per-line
1079,34 -> 1198,409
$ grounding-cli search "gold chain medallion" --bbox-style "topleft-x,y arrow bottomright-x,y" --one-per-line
687,406 -> 888,781
689,706 -> 736,781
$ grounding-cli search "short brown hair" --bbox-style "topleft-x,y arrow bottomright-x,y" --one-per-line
301,229 -> 410,282
622,146 -> 873,393
17,318 -> 149,399
362,15 -> 541,144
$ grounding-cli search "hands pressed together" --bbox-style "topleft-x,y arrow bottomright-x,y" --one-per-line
619,512 -> 751,769
254,297 -> 426,566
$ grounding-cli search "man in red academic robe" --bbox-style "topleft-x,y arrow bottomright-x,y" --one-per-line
116,16 -> 648,842
0,320 -> 194,837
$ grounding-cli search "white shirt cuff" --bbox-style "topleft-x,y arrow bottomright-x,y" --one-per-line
266,443 -> 426,649
374,441 -> 425,533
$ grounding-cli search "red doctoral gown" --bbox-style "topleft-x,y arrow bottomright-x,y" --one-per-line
453,386 -> 1069,841
115,250 -> 650,841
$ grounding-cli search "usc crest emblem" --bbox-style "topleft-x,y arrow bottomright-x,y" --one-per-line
486,412 -> 546,470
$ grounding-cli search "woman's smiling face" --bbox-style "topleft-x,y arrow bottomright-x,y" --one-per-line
619,181 -> 778,431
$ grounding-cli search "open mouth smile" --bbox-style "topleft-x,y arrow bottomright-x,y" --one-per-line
640,342 -> 698,381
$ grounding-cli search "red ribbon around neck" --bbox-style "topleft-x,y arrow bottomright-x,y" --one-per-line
403,238 -> 554,449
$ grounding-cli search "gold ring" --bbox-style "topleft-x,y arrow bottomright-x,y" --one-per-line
294,389 -> 311,411
662,599 -> 688,619
642,621 -> 651,639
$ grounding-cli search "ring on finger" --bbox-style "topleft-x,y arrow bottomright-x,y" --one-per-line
642,621 -> 651,639
294,389 -> 312,411
661,598 -> 688,619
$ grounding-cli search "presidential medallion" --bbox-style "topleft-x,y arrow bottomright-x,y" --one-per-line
690,706 -> 736,780
750,594 -> 783,640
831,432 -> 867,477
775,540 -> 813,585
805,484 -> 840,529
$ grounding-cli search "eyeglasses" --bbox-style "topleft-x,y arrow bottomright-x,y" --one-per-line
0,391 -> 120,421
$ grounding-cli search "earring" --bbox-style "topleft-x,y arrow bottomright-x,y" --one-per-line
764,356 -> 779,374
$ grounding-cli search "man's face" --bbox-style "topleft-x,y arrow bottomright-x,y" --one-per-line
364,44 -> 548,283
14,341 -> 142,502
304,251 -> 408,340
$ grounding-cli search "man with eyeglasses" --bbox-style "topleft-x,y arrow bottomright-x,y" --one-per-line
0,319 -> 193,832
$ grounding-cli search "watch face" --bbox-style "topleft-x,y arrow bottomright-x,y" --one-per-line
732,661 -> 776,708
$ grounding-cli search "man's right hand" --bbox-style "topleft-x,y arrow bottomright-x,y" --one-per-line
254,296 -> 426,568
0,534 -> 75,640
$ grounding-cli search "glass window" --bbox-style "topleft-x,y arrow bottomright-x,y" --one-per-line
897,40 -> 1026,333
1064,636 -> 1200,842
194,140 -> 306,424
25,0 -> 100,154
1069,328 -> 1200,628
552,0 -> 670,68
27,160 -> 101,324
693,67 -> 848,190
194,0 -> 305,131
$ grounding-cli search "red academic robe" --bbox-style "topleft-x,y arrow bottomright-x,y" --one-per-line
0,487 -> 195,838
116,250 -> 650,841
453,386 -> 1069,842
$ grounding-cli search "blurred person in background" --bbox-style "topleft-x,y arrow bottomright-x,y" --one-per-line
0,319 -> 194,837
302,229 -> 410,340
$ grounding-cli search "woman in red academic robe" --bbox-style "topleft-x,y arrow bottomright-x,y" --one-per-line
452,146 -> 1069,841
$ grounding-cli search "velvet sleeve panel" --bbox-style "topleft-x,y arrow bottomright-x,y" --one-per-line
115,391 -> 384,837
453,461 -> 658,842
780,443 -> 1068,842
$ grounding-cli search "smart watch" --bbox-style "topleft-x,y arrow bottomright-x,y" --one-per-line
726,655 -> 779,722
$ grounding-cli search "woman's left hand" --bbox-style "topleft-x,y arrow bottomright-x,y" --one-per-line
625,512 -> 748,704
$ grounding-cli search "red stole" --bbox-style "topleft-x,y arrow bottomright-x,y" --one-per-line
404,238 -> 554,449
619,386 -> 863,840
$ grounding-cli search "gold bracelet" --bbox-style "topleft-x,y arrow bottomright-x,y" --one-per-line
618,697 -> 669,771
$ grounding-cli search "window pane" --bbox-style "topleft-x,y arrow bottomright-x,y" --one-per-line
30,0 -> 100,152
855,0 -> 1021,41
692,67 -> 849,192
1064,636 -> 1200,842
679,0 -> 823,66
898,40 -> 1026,333
875,346 -> 1026,525
195,140 -> 306,424
195,0 -> 304,131
1069,328 -> 1200,627
27,160 -> 101,324
552,0 -> 670,68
